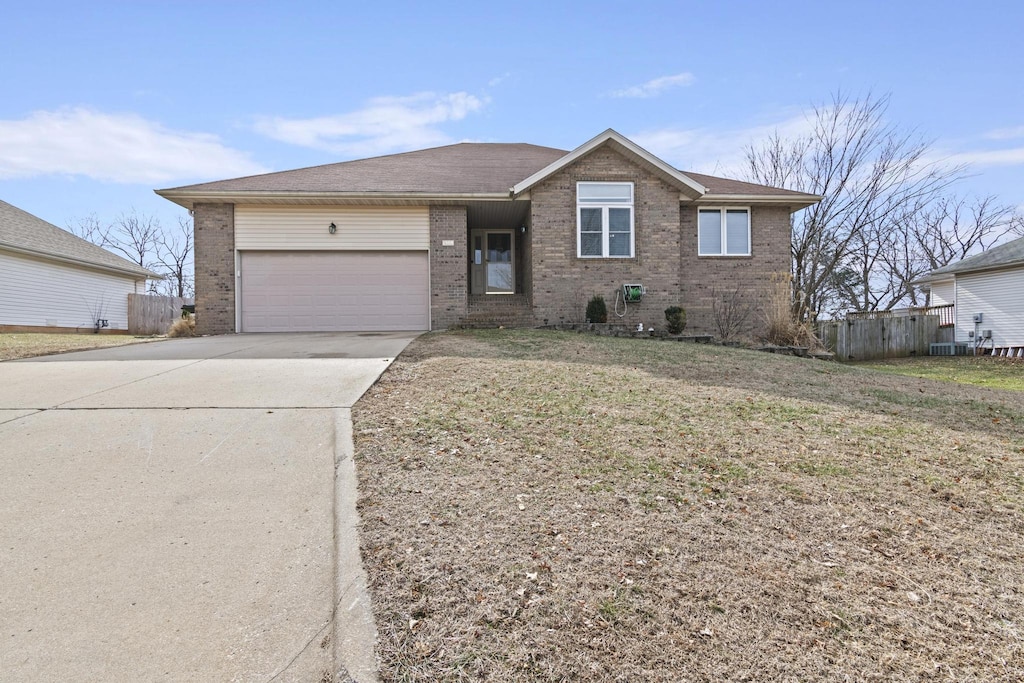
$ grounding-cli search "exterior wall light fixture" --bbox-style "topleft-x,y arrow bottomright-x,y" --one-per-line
328,222 -> 337,234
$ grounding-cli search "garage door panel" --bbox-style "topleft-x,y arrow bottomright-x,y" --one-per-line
240,251 -> 429,332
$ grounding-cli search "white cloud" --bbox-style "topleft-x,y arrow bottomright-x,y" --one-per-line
488,73 -> 511,88
253,92 -> 487,157
984,125 -> 1024,141
0,108 -> 266,183
938,147 -> 1024,168
635,111 -> 1024,180
631,111 -> 814,175
610,72 -> 696,99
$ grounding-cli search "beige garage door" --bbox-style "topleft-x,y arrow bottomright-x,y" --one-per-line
240,251 -> 429,332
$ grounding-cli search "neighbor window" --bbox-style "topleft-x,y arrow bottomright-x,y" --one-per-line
577,182 -> 634,258
698,207 -> 750,256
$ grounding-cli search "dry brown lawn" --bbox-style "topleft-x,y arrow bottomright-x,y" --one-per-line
0,332 -> 159,361
353,330 -> 1024,682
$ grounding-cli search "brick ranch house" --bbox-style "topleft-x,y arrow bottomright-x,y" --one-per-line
156,129 -> 819,336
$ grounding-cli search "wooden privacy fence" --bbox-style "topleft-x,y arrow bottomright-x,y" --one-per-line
816,314 -> 940,361
128,294 -> 194,335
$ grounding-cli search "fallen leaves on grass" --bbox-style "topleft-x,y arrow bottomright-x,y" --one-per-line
354,330 -> 1024,681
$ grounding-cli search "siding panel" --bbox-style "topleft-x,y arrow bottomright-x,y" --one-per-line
954,267 -> 1024,346
930,280 -> 954,306
0,250 -> 139,329
234,206 -> 429,250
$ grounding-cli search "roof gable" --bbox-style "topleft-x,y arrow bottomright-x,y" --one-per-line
0,200 -> 157,279
512,129 -> 706,198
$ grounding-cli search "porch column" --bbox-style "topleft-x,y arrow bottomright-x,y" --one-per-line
428,205 -> 468,329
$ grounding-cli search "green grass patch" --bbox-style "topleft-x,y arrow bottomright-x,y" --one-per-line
861,387 -> 951,409
861,356 -> 1024,392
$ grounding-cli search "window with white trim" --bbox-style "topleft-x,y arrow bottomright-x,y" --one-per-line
577,182 -> 634,258
698,207 -> 750,256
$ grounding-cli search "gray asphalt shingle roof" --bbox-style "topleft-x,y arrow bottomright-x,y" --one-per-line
162,143 -> 570,195
683,171 -> 812,197
0,199 -> 157,279
158,142 -> 812,199
930,235 -> 1024,276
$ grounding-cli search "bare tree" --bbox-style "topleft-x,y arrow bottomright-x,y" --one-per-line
68,209 -> 196,299
68,208 -> 162,271
154,215 -> 194,298
106,210 -> 162,270
68,213 -> 107,245
828,195 -> 1021,312
744,92 -> 965,321
914,196 -> 1017,269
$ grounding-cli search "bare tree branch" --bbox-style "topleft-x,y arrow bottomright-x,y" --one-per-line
744,91 -> 967,320
67,209 -> 195,299
154,215 -> 194,298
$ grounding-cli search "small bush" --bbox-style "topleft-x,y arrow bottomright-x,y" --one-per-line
712,287 -> 753,342
168,315 -> 196,338
586,296 -> 608,323
664,306 -> 687,335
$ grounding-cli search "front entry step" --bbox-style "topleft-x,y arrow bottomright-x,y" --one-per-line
457,295 -> 534,329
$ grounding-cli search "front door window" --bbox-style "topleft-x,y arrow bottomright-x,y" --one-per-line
470,229 -> 515,294
486,232 -> 513,293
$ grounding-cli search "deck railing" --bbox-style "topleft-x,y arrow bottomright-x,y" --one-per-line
926,303 -> 955,327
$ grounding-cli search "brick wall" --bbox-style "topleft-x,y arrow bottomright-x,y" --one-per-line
530,147 -> 683,329
429,206 -> 468,329
193,202 -> 235,335
529,145 -> 793,338
680,205 -> 792,338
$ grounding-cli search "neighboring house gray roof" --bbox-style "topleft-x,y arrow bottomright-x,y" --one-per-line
0,199 -> 157,279
157,137 -> 819,209
929,236 -> 1024,277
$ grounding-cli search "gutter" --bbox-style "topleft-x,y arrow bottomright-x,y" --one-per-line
154,189 -> 518,209
696,193 -> 822,209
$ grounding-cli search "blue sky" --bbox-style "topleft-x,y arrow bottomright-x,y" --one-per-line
2,1 -> 1023,232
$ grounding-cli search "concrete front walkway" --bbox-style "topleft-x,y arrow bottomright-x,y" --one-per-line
0,332 -> 418,682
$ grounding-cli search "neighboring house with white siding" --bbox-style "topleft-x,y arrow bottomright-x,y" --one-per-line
919,235 -> 1024,353
0,199 -> 158,332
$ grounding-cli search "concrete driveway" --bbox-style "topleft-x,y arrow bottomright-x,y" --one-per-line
0,332 -> 419,682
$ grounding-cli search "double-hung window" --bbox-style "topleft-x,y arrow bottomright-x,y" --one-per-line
698,207 -> 750,256
577,182 -> 634,258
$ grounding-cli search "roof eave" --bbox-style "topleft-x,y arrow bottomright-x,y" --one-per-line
155,189 -> 516,210
930,260 -> 1024,279
511,129 -> 707,198
0,242 -> 159,279
696,193 -> 822,210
